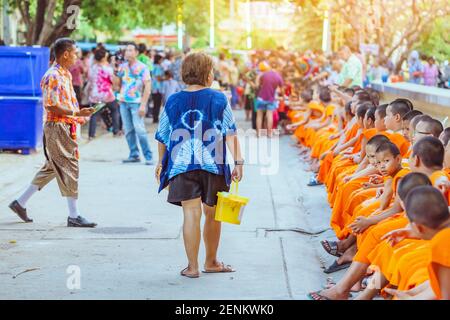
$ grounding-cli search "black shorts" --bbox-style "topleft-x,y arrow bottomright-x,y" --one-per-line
167,170 -> 230,207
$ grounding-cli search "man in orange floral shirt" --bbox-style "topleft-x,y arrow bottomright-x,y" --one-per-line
9,38 -> 97,228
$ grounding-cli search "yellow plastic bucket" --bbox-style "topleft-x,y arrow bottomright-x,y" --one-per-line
215,181 -> 249,225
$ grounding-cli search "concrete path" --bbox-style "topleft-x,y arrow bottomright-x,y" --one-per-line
0,110 -> 343,300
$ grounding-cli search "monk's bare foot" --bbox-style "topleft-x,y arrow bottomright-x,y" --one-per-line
318,287 -> 350,300
350,281 -> 362,292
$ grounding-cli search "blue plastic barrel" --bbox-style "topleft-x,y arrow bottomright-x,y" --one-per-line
0,46 -> 50,96
0,96 -> 43,153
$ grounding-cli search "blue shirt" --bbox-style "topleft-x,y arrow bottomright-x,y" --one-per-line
155,88 -> 237,192
151,64 -> 164,94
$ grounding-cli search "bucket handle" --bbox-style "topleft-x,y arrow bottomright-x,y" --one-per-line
231,181 -> 239,195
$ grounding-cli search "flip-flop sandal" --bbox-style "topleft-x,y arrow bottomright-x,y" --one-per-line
320,240 -> 342,257
323,260 -> 351,274
307,291 -> 331,300
202,262 -> 236,274
180,267 -> 200,278
307,176 -> 323,187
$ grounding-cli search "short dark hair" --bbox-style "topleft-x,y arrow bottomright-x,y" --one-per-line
376,141 -> 400,157
366,106 -> 376,123
53,38 -> 75,59
344,87 -> 355,96
388,100 -> 411,118
345,101 -> 354,117
402,110 -> 423,122
181,52 -> 213,86
398,172 -> 431,201
138,43 -> 147,54
406,186 -> 449,229
300,88 -> 313,103
367,134 -> 390,148
393,98 -> 414,111
319,87 -> 331,103
440,127 -> 450,147
165,70 -> 173,78
412,136 -> 444,168
355,90 -> 371,103
127,42 -> 139,51
94,49 -> 107,62
356,102 -> 373,119
375,104 -> 388,119
418,117 -> 444,138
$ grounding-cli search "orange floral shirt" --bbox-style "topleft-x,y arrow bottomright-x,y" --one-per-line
41,63 -> 79,124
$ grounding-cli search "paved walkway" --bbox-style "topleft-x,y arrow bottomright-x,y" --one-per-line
0,110 -> 342,299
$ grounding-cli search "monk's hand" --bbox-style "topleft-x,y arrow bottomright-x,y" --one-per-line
320,151 -> 329,161
362,182 -> 374,189
381,227 -> 414,247
351,216 -> 372,234
376,187 -> 384,198
343,175 -> 353,183
384,287 -> 414,300
436,180 -> 450,196
369,174 -> 383,184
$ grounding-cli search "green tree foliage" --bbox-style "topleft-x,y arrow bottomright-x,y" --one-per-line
415,17 -> 450,62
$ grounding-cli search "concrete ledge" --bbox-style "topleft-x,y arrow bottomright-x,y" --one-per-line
371,81 -> 450,120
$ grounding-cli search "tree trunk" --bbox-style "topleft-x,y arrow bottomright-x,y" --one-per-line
15,0 -> 82,46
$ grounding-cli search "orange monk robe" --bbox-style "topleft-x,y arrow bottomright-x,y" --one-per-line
428,228 -> 450,300
353,212 -> 409,264
329,165 -> 359,206
368,239 -> 419,281
327,129 -> 378,204
354,168 -> 410,246
385,240 -> 427,286
317,121 -> 360,183
383,131 -> 410,157
309,105 -> 338,158
330,176 -> 370,239
365,171 -> 449,284
384,170 -> 450,287
324,124 -> 362,190
293,101 -> 324,144
342,187 -> 378,222
310,127 -> 338,159
394,243 -> 430,290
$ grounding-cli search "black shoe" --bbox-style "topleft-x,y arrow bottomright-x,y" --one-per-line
67,216 -> 97,228
122,157 -> 141,164
9,200 -> 33,223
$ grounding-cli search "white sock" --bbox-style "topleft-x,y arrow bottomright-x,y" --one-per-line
17,184 -> 39,208
67,197 -> 80,219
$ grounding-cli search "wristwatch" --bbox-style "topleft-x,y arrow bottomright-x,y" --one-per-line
234,159 -> 245,166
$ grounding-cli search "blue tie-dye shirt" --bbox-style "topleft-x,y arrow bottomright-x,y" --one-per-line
155,88 -> 237,192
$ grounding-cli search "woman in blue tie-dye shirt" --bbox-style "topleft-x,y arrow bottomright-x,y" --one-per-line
155,52 -> 244,279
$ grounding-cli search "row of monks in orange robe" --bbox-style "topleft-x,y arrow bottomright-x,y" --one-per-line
286,85 -> 450,300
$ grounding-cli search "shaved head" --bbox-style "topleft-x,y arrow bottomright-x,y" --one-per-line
406,186 -> 449,229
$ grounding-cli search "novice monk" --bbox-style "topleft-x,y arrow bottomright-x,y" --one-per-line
315,91 -> 373,185
308,172 -> 432,300
321,142 -> 406,274
356,136 -> 448,298
325,102 -> 375,201
326,135 -> 390,244
382,99 -> 411,157
383,186 -> 450,300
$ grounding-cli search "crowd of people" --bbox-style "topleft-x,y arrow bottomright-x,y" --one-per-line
6,37 -> 449,297
66,43 -> 186,141
276,59 -> 450,299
